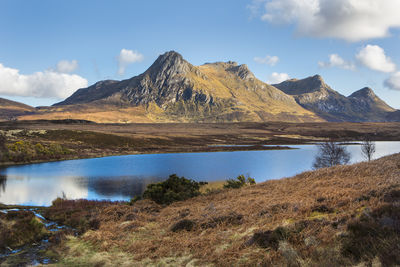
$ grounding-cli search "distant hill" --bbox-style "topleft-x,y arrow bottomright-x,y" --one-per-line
0,98 -> 35,121
386,110 -> 400,122
38,51 -> 321,123
273,75 -> 396,122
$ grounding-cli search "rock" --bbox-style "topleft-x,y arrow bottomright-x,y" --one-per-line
226,64 -> 255,80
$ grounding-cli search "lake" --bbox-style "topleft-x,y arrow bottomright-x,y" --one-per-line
1,141 -> 399,206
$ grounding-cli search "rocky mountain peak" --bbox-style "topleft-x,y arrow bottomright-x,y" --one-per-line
304,74 -> 326,88
226,61 -> 238,66
273,74 -> 329,95
311,74 -> 323,81
226,64 -> 255,80
349,87 -> 375,99
145,51 -> 191,79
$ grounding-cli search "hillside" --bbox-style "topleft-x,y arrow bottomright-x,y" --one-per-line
0,98 -> 35,121
19,52 -> 322,123
32,153 -> 400,266
273,75 -> 396,122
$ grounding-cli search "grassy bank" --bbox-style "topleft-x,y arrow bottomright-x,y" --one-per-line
37,153 -> 400,266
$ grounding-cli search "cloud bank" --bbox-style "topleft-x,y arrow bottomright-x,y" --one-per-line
0,63 -> 88,99
117,49 -> 144,75
252,0 -> 400,42
56,60 -> 79,73
267,72 -> 290,84
356,45 -> 396,73
254,54 -> 279,66
318,54 -> 355,70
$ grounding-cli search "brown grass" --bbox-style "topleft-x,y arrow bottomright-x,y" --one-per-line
49,153 -> 400,266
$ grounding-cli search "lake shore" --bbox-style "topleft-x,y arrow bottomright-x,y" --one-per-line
1,120 -> 400,167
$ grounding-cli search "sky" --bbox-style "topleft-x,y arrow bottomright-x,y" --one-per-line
1,0 -> 400,108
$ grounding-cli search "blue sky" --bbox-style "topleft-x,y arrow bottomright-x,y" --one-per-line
1,0 -> 400,108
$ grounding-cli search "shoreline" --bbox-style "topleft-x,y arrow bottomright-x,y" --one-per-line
0,144 -> 297,168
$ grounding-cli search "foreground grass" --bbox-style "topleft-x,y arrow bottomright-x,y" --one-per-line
44,153 -> 400,266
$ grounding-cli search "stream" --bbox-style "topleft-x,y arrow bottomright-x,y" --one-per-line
0,208 -> 75,266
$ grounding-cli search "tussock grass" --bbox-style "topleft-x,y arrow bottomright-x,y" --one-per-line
50,153 -> 400,266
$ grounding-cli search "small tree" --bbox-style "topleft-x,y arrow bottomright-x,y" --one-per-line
361,138 -> 376,162
313,141 -> 351,169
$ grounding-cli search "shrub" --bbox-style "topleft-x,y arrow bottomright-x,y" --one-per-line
142,174 -> 205,205
6,140 -> 71,162
224,175 -> 256,189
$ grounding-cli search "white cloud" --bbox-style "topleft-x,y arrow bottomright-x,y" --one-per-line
267,72 -> 290,84
254,55 -> 279,66
56,60 -> 78,73
0,63 -> 88,99
384,72 -> 400,91
318,54 -> 355,70
117,49 -> 144,75
356,45 -> 396,73
253,0 -> 400,42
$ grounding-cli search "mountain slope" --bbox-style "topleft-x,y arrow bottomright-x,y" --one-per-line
0,97 -> 35,121
47,51 -> 321,123
273,75 -> 396,122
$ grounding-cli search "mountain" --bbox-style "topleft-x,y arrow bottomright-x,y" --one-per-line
273,75 -> 396,122
0,97 -> 35,121
7,52 -> 399,123
43,51 -> 321,123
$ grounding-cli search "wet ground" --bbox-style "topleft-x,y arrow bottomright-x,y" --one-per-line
0,208 -> 75,266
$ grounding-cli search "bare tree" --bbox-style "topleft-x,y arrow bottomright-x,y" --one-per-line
361,138 -> 376,162
313,141 -> 351,169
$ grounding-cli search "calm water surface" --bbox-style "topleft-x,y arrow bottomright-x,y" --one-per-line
1,141 -> 399,206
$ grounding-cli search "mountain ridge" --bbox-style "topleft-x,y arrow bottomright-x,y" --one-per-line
50,51 -> 322,123
273,75 -> 396,122
1,51 -> 398,123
